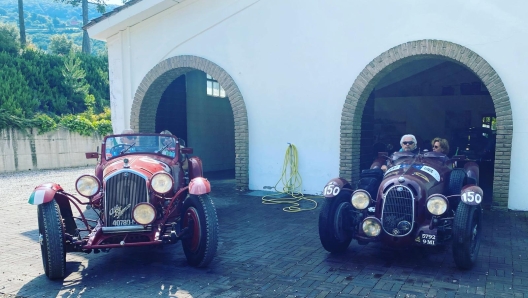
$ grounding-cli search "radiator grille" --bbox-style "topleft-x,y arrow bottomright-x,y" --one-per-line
381,185 -> 414,236
104,171 -> 148,227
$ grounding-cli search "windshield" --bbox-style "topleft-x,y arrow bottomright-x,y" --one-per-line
104,134 -> 178,160
391,151 -> 449,168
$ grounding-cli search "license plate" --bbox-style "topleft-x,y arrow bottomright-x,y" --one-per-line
421,233 -> 436,246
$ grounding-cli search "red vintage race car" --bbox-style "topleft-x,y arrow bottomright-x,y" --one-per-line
28,133 -> 218,279
319,150 -> 483,270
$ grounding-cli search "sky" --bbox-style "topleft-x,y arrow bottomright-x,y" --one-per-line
105,0 -> 124,5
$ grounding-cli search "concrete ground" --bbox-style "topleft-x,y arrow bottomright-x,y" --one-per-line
1,167 -> 527,297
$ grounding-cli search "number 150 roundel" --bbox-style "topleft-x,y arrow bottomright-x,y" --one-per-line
460,185 -> 484,205
323,178 -> 350,198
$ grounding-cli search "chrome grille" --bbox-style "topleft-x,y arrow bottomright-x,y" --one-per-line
104,171 -> 148,227
381,185 -> 414,236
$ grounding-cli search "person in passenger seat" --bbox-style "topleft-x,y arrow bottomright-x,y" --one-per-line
431,137 -> 450,155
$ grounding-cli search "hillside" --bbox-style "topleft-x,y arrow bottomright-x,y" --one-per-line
0,0 -> 119,53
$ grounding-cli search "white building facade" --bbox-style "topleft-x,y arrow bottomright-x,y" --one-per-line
87,0 -> 527,210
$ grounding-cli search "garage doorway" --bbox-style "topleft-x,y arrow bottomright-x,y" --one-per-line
154,71 -> 235,178
359,58 -> 496,208
341,40 -> 512,208
130,55 -> 249,190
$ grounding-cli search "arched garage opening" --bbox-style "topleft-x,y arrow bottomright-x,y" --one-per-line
341,40 -> 512,208
130,56 -> 249,190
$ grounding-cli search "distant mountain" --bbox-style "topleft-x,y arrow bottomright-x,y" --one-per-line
0,0 -> 119,53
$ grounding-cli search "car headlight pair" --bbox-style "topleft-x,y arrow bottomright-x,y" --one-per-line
426,195 -> 449,216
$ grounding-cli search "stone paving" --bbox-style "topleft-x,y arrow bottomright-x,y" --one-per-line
1,167 -> 528,297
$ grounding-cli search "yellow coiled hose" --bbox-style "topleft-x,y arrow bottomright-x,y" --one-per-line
261,143 -> 318,212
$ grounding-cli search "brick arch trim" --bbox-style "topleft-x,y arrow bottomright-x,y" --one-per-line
340,40 -> 512,207
130,55 -> 249,190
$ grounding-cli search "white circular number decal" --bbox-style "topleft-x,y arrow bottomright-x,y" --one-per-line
461,191 -> 482,205
324,184 -> 340,197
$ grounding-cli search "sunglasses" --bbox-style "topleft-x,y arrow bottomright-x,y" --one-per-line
125,136 -> 137,140
433,145 -> 440,149
402,141 -> 414,145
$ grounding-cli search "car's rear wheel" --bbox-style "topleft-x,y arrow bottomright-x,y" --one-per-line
181,194 -> 218,267
452,202 -> 482,269
318,193 -> 353,253
37,199 -> 66,279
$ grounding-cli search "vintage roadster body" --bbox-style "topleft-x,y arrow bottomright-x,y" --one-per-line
319,150 -> 483,269
29,133 -> 218,279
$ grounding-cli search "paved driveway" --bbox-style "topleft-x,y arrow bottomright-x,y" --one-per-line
1,167 -> 527,297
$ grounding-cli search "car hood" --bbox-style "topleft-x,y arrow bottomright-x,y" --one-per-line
103,156 -> 171,179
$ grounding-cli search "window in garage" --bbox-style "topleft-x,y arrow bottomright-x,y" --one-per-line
206,74 -> 226,98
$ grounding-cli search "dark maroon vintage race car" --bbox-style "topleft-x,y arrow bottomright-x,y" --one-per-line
28,133 -> 218,279
319,150 -> 483,270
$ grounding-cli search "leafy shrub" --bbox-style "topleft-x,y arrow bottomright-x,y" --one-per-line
59,114 -> 95,136
94,119 -> 112,136
34,113 -> 57,134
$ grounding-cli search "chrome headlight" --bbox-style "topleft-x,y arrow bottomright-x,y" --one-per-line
351,190 -> 371,210
362,217 -> 381,237
151,172 -> 173,194
133,203 -> 156,225
76,175 -> 100,197
427,195 -> 448,216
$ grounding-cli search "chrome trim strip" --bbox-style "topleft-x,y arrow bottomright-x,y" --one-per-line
102,225 -> 150,233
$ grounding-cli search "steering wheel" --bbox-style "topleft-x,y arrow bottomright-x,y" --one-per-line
110,144 -> 127,157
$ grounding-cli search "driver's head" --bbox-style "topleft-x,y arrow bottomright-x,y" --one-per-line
120,129 -> 135,144
400,134 -> 417,151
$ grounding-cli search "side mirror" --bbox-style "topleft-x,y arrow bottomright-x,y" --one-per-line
85,152 -> 99,159
181,147 -> 193,154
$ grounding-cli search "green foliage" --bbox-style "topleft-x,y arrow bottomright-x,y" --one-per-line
0,108 -> 112,136
94,119 -> 112,136
59,114 -> 94,136
34,113 -> 57,134
1,0 -> 122,53
48,34 -> 76,55
0,55 -> 39,117
0,21 -> 112,136
0,22 -> 20,54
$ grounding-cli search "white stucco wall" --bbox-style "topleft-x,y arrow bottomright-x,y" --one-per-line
89,0 -> 528,209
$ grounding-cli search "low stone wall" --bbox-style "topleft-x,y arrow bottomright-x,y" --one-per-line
0,128 -> 102,173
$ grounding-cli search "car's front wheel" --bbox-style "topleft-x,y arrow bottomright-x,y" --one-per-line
318,193 -> 354,253
181,194 -> 218,267
452,202 -> 482,269
37,199 -> 66,279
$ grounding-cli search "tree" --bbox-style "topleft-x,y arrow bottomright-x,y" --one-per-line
62,52 -> 90,113
0,23 -> 20,54
54,0 -> 131,54
18,0 -> 26,47
49,34 -> 75,55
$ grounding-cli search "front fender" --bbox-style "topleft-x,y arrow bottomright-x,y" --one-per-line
28,183 -> 64,205
188,177 -> 211,195
323,178 -> 352,198
464,161 -> 479,185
